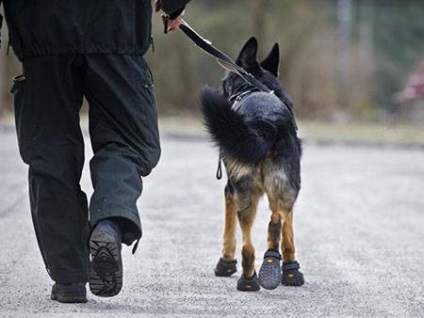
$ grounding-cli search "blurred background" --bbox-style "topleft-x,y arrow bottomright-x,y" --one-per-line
1,0 -> 424,132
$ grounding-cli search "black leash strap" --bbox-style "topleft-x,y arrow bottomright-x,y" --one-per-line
179,20 -> 271,93
216,154 -> 223,180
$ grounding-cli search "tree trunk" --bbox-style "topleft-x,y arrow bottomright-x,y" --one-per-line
249,0 -> 268,53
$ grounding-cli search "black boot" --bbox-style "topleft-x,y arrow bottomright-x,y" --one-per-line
89,219 -> 123,297
51,283 -> 87,303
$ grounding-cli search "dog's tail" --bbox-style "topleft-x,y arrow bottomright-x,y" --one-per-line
200,86 -> 277,165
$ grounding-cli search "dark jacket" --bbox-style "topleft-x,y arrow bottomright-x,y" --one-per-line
0,0 -> 190,60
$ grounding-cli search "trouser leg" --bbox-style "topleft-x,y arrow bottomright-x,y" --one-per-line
12,56 -> 90,283
83,54 -> 160,245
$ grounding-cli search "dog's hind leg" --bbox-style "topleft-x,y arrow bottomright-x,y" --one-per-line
267,209 -> 282,251
214,181 -> 238,277
281,208 -> 305,286
261,159 -> 304,287
235,185 -> 261,291
281,208 -> 295,262
258,197 -> 284,290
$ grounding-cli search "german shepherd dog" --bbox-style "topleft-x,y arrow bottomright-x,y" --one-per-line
200,37 -> 305,291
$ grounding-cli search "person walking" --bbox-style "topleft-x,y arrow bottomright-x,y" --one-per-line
0,0 -> 190,303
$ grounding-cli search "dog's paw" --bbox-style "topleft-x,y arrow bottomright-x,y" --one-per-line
282,261 -> 305,286
258,250 -> 281,290
214,258 -> 237,277
237,272 -> 260,291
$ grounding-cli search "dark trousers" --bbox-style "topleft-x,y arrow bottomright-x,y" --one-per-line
11,54 -> 161,284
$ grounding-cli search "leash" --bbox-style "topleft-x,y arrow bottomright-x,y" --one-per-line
178,20 -> 271,93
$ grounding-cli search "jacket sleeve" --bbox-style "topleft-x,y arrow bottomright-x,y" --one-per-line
160,0 -> 191,18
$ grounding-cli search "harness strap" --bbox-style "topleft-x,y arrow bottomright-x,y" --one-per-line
229,90 -> 255,105
264,250 -> 282,260
282,261 -> 301,271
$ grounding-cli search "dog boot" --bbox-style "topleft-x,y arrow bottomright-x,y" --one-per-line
214,258 -> 237,277
258,249 -> 282,290
237,272 -> 260,291
282,261 -> 305,286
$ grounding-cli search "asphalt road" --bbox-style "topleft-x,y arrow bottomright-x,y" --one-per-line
0,125 -> 423,317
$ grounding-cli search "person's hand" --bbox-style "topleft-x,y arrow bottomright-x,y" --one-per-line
154,0 -> 185,34
154,0 -> 161,13
161,11 -> 185,33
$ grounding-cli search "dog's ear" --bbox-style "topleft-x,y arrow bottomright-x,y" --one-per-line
236,37 -> 259,69
260,43 -> 280,77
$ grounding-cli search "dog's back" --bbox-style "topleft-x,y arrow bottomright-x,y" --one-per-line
201,87 -> 297,157
201,86 -> 301,193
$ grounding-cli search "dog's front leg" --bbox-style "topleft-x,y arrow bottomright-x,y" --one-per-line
281,209 -> 305,286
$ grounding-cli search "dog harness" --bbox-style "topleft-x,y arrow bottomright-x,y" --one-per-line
230,90 -> 257,112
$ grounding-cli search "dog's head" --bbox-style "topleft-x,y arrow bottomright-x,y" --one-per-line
222,37 -> 293,108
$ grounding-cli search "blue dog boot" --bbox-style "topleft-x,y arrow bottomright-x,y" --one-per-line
258,250 -> 281,290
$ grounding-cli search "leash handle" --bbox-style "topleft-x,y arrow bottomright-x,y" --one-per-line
162,14 -> 169,34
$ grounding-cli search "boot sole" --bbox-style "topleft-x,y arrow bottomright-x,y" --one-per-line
89,230 -> 122,297
258,257 -> 281,290
51,292 -> 87,303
